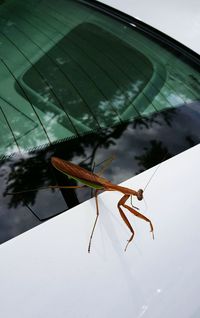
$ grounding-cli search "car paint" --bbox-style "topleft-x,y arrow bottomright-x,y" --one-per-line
99,0 -> 200,54
0,145 -> 200,318
0,1 -> 200,317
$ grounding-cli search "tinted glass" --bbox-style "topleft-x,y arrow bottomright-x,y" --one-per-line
0,0 -> 200,243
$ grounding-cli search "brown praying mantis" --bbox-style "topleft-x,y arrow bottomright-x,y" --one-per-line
8,156 -> 155,252
51,157 -> 154,252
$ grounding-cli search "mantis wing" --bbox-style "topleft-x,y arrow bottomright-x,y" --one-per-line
51,157 -> 109,189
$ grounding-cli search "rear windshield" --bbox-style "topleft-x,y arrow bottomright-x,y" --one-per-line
0,0 -> 200,243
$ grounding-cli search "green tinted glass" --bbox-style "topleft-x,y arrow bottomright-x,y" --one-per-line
0,0 -> 199,158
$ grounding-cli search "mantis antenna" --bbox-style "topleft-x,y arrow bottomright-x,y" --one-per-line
142,158 -> 167,214
143,162 -> 163,192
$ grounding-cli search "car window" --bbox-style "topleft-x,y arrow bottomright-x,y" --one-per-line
0,0 -> 200,243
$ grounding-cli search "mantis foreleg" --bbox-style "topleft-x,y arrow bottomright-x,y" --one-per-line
118,193 -> 154,251
117,194 -> 135,251
123,201 -> 154,240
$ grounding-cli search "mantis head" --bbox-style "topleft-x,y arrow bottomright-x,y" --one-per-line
137,189 -> 143,201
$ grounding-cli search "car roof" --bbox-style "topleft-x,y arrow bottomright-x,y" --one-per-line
99,0 -> 200,54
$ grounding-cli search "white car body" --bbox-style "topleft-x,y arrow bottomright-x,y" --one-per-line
100,0 -> 200,55
0,1 -> 200,317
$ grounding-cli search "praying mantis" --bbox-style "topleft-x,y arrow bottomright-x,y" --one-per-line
50,156 -> 154,252
8,156 -> 154,252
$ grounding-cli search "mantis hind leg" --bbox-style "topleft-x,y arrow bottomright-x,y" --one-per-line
90,155 -> 115,198
88,189 -> 99,253
117,194 -> 135,251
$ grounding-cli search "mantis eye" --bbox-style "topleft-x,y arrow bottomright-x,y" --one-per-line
137,189 -> 143,201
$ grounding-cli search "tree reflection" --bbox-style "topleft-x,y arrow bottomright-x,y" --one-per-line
133,107 -> 176,129
4,152 -> 54,208
135,140 -> 171,173
2,103 -> 200,218
3,124 -> 129,209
